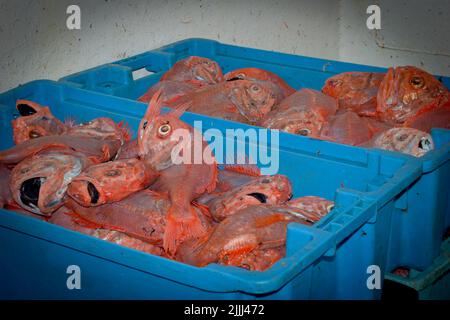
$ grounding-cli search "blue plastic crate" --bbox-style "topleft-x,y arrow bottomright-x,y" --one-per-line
384,237 -> 450,300
0,80 -> 422,299
59,38 -> 450,273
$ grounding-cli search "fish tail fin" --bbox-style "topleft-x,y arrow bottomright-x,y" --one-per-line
163,204 -> 207,254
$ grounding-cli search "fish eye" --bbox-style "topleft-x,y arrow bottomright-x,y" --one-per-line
142,120 -> 148,130
326,204 -> 334,213
297,128 -> 311,136
410,76 -> 424,88
29,130 -> 42,139
105,169 -> 120,177
250,84 -> 260,92
329,79 -> 342,87
418,137 -> 432,151
397,133 -> 409,141
157,123 -> 171,137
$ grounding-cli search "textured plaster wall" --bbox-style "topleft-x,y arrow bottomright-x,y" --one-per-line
0,0 -> 449,92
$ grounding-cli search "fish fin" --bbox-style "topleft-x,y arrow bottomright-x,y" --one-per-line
169,100 -> 192,119
219,243 -> 258,263
64,116 -> 77,128
222,164 -> 261,177
192,200 -> 212,218
142,89 -> 163,123
117,120 -> 132,142
163,204 -> 207,254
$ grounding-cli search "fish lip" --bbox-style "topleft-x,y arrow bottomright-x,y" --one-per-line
67,177 -> 105,206
18,176 -> 46,215
246,192 -> 268,204
194,66 -> 217,85
17,103 -> 38,116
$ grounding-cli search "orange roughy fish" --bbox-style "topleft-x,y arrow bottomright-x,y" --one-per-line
219,246 -> 286,271
175,204 -> 314,269
12,100 -> 67,145
286,196 -> 334,219
322,72 -> 385,117
138,91 -> 217,254
160,56 -> 223,87
377,66 -> 449,124
67,158 -> 158,207
319,110 -> 374,146
403,99 -> 450,133
259,88 -> 338,137
166,79 -> 278,124
224,67 -> 296,99
65,190 -> 212,248
138,80 -> 197,103
9,150 -> 91,215
204,174 -> 293,222
0,115 -> 127,165
49,206 -> 165,256
0,135 -> 122,165
363,127 -> 434,157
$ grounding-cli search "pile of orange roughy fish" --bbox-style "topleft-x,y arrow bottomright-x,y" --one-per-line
0,95 -> 334,271
139,56 -> 450,157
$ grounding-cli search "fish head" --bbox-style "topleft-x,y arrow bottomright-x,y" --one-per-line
209,174 -> 293,221
12,100 -> 66,144
184,56 -> 223,85
372,127 -> 434,157
377,66 -> 449,123
261,108 -> 324,137
287,196 -> 334,220
229,80 -> 277,123
224,68 -> 269,82
67,159 -> 154,206
138,90 -> 193,170
10,152 -> 87,215
67,117 -> 130,143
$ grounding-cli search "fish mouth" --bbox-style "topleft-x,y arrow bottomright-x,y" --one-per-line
17,103 -> 38,116
418,137 -> 432,152
67,180 -> 102,206
20,177 -> 44,211
194,67 -> 217,84
227,76 -> 244,82
87,182 -> 100,204
246,192 -> 268,203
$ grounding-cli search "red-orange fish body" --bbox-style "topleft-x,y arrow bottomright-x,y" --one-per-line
377,66 -> 449,124
322,72 -> 385,117
160,56 -> 223,87
65,190 -> 212,248
205,174 -> 293,222
319,110 -> 374,146
259,88 -> 338,137
12,100 -> 67,145
67,158 -> 158,207
138,80 -> 197,103
224,67 -> 296,99
138,91 -> 217,254
176,204 -> 311,268
9,150 -> 91,215
49,206 -> 165,256
166,79 -> 278,124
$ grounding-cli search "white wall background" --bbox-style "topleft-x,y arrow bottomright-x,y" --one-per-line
0,0 -> 449,92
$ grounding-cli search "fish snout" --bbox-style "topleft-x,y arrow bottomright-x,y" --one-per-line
67,180 -> 102,206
